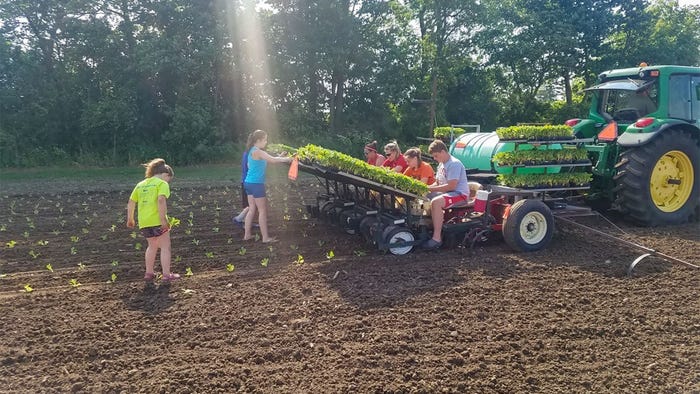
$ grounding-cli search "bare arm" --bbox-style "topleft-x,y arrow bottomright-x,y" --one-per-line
126,199 -> 136,228
428,179 -> 458,193
252,148 -> 292,164
158,195 -> 169,231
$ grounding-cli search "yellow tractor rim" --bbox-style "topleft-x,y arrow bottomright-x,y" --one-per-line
650,150 -> 694,212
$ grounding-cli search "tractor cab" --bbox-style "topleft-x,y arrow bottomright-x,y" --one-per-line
584,78 -> 658,124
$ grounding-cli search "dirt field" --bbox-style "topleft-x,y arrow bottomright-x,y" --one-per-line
1,172 -> 699,393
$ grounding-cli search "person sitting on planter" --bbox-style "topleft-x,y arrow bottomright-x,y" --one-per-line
423,140 -> 470,250
382,141 -> 408,173
403,147 -> 435,185
364,141 -> 386,166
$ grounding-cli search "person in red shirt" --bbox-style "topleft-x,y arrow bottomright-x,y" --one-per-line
403,147 -> 435,184
364,141 -> 386,166
382,141 -> 408,173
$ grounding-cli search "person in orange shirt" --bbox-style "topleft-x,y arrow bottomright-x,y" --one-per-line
402,147 -> 435,185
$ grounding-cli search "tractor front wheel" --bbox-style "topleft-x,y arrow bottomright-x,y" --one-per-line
502,199 -> 555,252
614,129 -> 699,225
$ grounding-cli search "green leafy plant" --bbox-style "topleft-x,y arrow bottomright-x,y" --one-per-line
226,264 -> 235,272
45,263 -> 53,272
296,144 -> 429,196
185,267 -> 193,277
69,279 -> 81,288
135,242 -> 142,250
6,240 -> 17,248
433,126 -> 465,140
70,235 -> 80,243
496,125 -> 574,141
77,263 -> 86,270
238,247 -> 247,256
261,257 -> 269,267
326,250 -> 335,261
70,246 -> 77,255
295,254 -> 305,265
205,251 -> 214,258
110,273 -> 117,283
23,284 -> 33,293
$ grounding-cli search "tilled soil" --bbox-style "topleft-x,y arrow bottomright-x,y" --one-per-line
0,173 -> 699,393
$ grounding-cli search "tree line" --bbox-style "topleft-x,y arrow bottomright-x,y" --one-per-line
1,0 -> 699,167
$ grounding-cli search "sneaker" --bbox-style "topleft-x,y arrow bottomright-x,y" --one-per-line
421,239 -> 442,250
161,273 -> 181,283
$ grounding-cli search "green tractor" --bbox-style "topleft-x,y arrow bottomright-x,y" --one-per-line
568,64 -> 699,225
450,64 -> 700,226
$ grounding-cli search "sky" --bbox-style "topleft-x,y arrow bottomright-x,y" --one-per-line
678,0 -> 700,5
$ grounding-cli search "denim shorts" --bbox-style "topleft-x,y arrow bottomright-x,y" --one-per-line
244,182 -> 266,198
141,226 -> 169,239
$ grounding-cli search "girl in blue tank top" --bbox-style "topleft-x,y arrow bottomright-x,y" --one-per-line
242,130 -> 292,243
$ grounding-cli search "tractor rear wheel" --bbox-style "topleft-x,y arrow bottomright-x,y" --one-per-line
502,199 -> 554,252
383,226 -> 415,255
614,129 -> 699,225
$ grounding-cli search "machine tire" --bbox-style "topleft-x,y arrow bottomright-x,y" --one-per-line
383,226 -> 415,255
359,216 -> 379,244
502,199 -> 554,252
614,129 -> 699,225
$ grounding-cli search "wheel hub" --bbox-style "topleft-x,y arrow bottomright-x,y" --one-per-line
519,212 -> 547,244
650,150 -> 694,212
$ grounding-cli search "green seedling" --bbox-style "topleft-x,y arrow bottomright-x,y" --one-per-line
261,257 -> 269,267
29,250 -> 39,259
81,227 -> 89,234
101,234 -> 108,241
168,216 -> 181,228
69,279 -> 81,288
227,238 -> 233,245
268,245 -> 274,253
212,227 -> 219,233
60,219 -> 67,227
37,240 -> 48,246
290,244 -> 298,251
110,260 -> 119,267
23,284 -> 33,293
238,247 -> 247,256
353,250 -> 367,257
22,231 -> 29,239
205,251 -> 214,258
135,242 -> 142,250
254,234 -> 260,242
226,264 -> 235,272
182,289 -> 195,295
109,224 -> 116,232
52,229 -> 59,235
70,247 -> 77,255
130,232 -> 137,239
317,240 -> 325,247
110,272 -> 117,283
70,235 -> 80,243
295,254 -> 305,265
185,267 -> 193,277
175,255 -> 182,263
185,229 -> 192,235
0,274 -> 7,278
45,263 -> 53,272
283,215 -> 291,221
77,263 -> 86,270
0,224 -> 6,231
326,250 -> 335,261
6,240 -> 17,248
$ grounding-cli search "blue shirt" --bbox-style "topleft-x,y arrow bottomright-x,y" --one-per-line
436,155 -> 469,196
245,146 -> 267,184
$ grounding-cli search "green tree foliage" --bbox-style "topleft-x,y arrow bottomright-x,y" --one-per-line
0,0 -> 698,167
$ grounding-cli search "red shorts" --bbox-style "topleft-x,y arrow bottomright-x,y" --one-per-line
442,193 -> 469,209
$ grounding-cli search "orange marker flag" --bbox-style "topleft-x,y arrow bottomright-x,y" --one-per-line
288,156 -> 299,181
598,121 -> 618,141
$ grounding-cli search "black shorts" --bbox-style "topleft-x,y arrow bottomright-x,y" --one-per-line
240,182 -> 249,208
140,226 -> 169,239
